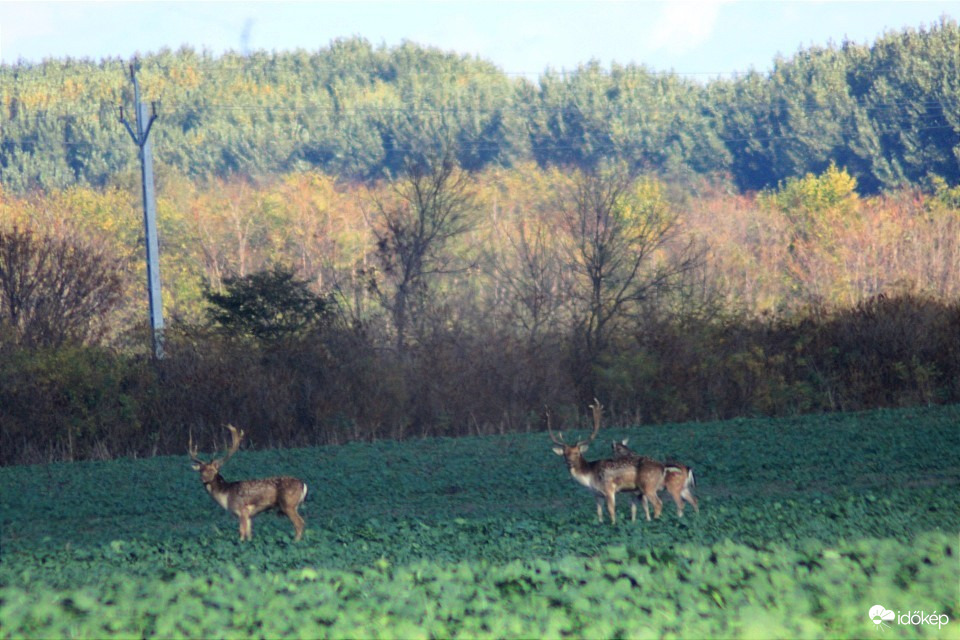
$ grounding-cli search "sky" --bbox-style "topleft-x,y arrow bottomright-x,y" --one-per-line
0,1 -> 957,80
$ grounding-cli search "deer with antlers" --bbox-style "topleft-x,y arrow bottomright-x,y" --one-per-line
189,424 -> 308,541
612,439 -> 699,519
549,400 -> 666,524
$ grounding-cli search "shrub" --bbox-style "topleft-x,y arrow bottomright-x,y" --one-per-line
0,225 -> 126,347
0,344 -> 143,463
204,267 -> 336,342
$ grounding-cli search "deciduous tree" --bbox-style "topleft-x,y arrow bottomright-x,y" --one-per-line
366,152 -> 478,350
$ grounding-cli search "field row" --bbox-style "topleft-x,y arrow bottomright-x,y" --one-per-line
2,533 -> 955,639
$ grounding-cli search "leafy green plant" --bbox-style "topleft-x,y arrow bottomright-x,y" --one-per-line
1,406 -> 957,637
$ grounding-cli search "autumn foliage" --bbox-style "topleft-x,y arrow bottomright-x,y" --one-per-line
1,162 -> 958,464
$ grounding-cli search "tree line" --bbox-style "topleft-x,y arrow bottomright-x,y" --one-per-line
2,17 -> 957,194
1,158 -> 958,464
2,17 -> 959,464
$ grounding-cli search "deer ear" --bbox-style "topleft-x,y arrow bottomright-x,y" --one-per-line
621,438 -> 629,445
579,443 -> 589,454
551,446 -> 564,456
191,462 -> 202,471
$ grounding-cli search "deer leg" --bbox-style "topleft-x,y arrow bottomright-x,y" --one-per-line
629,494 -> 638,522
669,487 -> 684,517
683,489 -> 699,514
605,490 -> 617,525
641,494 -> 651,521
284,505 -> 305,541
594,495 -> 605,523
293,512 -> 305,541
648,492 -> 663,520
279,488 -> 307,541
239,506 -> 257,540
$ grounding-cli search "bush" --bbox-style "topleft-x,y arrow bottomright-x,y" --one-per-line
204,267 -> 336,342
599,293 -> 960,422
0,225 -> 126,347
1,293 -> 958,464
0,343 -> 144,463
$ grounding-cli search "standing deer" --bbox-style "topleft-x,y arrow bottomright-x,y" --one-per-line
189,424 -> 308,541
612,438 -> 699,518
549,400 -> 665,524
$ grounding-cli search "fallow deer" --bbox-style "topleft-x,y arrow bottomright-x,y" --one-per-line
612,438 -> 699,518
189,424 -> 308,541
549,400 -> 665,524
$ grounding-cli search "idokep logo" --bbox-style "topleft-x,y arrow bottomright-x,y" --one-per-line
869,605 -> 895,630
869,604 -> 950,631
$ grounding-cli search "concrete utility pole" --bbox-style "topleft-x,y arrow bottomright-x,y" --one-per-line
119,60 -> 164,359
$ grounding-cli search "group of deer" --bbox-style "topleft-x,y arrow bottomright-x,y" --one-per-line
549,400 -> 698,525
188,400 -> 696,541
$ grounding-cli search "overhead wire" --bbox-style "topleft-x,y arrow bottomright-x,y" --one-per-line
3,94 -> 955,122
7,121 -> 956,155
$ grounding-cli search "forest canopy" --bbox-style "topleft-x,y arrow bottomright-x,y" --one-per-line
1,17 -> 958,194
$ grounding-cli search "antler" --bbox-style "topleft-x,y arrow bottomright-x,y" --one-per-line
545,407 -> 566,445
188,429 -> 205,464
578,398 -> 603,447
220,424 -> 245,466
547,401 -> 604,447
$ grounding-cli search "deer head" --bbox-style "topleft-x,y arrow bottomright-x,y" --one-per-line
188,424 -> 244,484
611,437 -> 634,458
548,399 -> 603,466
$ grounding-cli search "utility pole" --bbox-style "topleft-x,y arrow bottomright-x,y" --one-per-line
119,60 -> 164,359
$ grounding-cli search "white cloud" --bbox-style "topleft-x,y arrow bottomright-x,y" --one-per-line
647,0 -> 727,55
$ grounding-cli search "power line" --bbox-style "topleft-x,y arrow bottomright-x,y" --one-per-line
6,122 -> 956,154
3,96 -> 956,123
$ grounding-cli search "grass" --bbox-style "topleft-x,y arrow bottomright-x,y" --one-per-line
1,405 -> 958,638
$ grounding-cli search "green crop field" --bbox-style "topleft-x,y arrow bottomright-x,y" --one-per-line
2,406 -> 959,638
